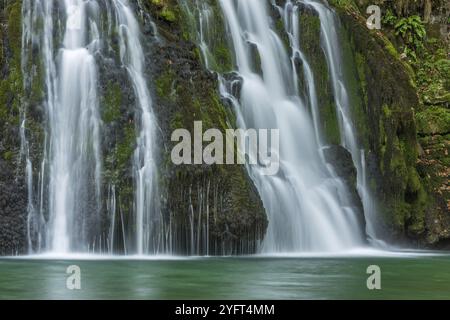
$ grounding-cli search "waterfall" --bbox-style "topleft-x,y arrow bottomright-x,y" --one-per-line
301,0 -> 382,244
183,0 -> 387,252
18,0 -> 380,256
213,0 -> 365,252
21,0 -> 103,254
21,0 -> 161,255
49,0 -> 103,253
112,0 -> 161,255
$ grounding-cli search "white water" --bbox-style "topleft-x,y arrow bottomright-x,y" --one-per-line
18,0 -> 379,256
112,0 -> 161,255
22,0 -> 103,254
51,0 -> 102,253
301,0 -> 382,243
21,0 -> 162,255
216,0 -> 365,252
182,0 -> 215,70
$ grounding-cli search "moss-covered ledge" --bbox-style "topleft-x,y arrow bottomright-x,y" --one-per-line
330,2 -> 449,247
141,0 -> 267,255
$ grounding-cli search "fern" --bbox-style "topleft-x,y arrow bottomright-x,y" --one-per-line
382,9 -> 397,26
395,15 -> 426,57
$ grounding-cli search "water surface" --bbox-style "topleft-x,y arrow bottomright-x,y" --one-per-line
1,252 -> 449,299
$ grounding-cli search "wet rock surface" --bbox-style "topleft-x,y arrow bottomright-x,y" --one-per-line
0,159 -> 27,255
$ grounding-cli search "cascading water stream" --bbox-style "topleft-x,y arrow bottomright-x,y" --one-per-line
301,0 -> 382,244
111,0 -> 161,255
19,0 -> 379,256
22,0 -> 103,254
51,0 -> 103,253
213,0 -> 365,252
21,0 -> 162,255
21,0 -> 49,254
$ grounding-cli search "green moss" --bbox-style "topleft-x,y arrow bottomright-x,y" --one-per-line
384,40 -> 400,59
102,120 -> 136,215
339,23 -> 370,149
151,0 -> 178,23
116,124 -> 136,169
6,1 -> 22,57
161,7 -> 176,22
209,90 -> 230,130
328,0 -> 358,10
182,31 -> 191,41
0,1 -> 23,127
416,46 -> 450,106
355,52 -> 369,107
192,47 -> 201,61
379,103 -> 428,235
299,11 -> 341,145
389,170 -> 427,236
170,80 -> 227,132
192,98 -> 209,125
417,133 -> 450,204
212,44 -> 233,73
407,167 -> 422,194
179,0 -> 233,73
341,8 -> 424,214
3,150 -> 14,162
382,104 -> 392,118
389,137 -> 408,181
102,115 -> 136,216
170,111 -> 184,130
416,106 -> 450,135
274,18 -> 290,50
102,82 -> 122,123
406,168 -> 427,235
390,200 -> 410,230
155,70 -> 176,101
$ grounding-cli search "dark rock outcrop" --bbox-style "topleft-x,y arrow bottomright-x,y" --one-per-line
141,0 -> 267,255
0,159 -> 27,255
0,0 -> 28,255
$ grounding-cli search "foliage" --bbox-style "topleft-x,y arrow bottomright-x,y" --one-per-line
382,9 -> 397,26
416,106 -> 450,135
151,0 -> 177,22
416,45 -> 450,105
102,82 -> 122,123
328,0 -> 357,10
394,15 -> 426,60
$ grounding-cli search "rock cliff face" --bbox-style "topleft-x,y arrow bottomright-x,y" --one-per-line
0,0 -> 27,255
142,0 -> 267,254
329,0 -> 449,247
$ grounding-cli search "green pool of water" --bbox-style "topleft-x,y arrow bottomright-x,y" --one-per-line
1,253 -> 449,299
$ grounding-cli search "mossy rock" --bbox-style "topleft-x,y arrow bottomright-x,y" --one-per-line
333,4 -> 436,244
141,0 -> 267,254
298,9 -> 341,145
150,0 -> 178,23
